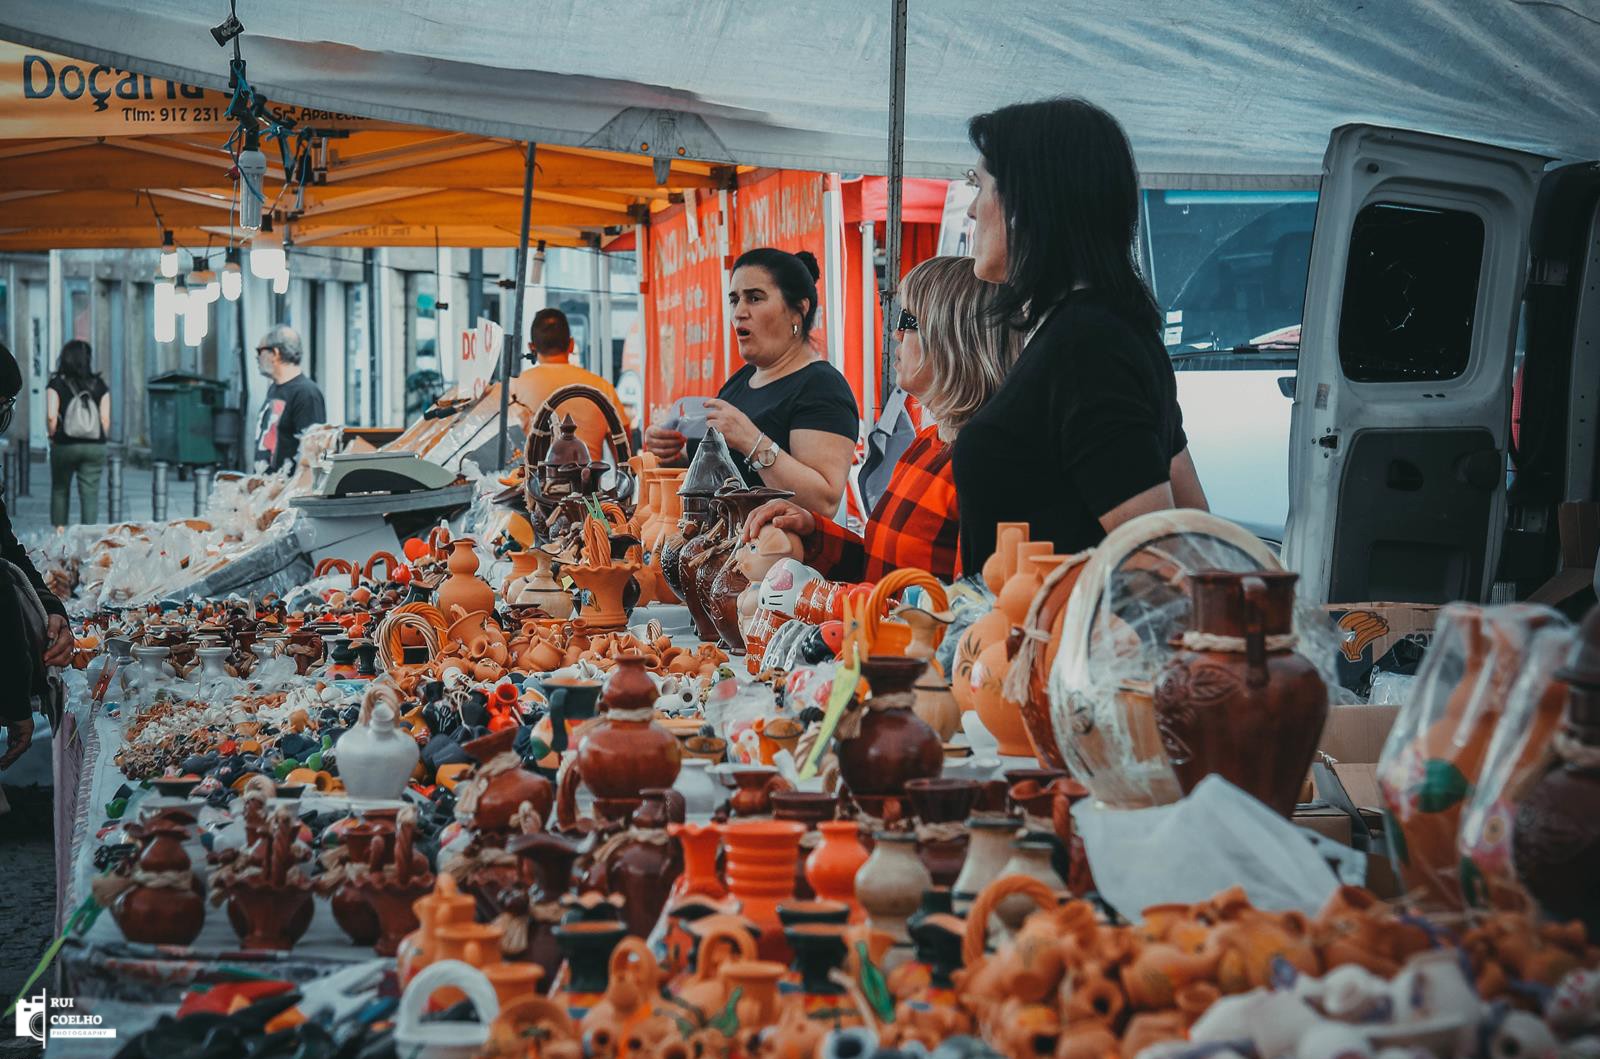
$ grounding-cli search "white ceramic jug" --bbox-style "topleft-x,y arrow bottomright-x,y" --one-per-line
335,683 -> 419,800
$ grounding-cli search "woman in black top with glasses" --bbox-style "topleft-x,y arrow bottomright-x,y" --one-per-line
952,98 -> 1208,573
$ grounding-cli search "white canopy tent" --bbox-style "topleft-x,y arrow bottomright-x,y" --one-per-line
3,1 -> 1598,183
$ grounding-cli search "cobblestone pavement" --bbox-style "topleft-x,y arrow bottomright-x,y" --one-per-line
0,786 -> 56,1055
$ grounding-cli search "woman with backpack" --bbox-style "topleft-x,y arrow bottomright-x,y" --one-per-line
46,339 -> 111,526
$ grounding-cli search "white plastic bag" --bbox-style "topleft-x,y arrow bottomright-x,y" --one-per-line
1073,775 -> 1340,917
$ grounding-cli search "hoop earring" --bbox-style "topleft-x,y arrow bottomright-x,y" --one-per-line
791,323 -> 799,337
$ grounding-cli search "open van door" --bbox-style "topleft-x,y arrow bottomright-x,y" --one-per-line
1283,125 -> 1547,605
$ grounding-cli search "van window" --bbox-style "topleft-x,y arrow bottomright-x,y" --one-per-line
1144,189 -> 1318,367
1338,202 -> 1485,382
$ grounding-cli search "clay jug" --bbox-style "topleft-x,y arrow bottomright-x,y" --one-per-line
836,655 -> 944,799
336,683 -> 420,801
805,820 -> 870,910
504,830 -> 583,983
784,923 -> 864,1028
437,537 -> 496,618
952,816 -> 1019,915
502,549 -> 541,600
1152,570 -> 1328,817
107,819 -> 205,945
722,819 -> 805,964
572,655 -> 682,821
1514,603 -> 1600,942
458,727 -> 555,835
398,873 -> 477,984
508,547 -> 572,618
706,485 -> 795,652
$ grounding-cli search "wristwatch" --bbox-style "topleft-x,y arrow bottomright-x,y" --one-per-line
748,434 -> 780,470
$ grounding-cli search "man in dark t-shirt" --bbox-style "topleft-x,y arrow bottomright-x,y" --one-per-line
254,324 -> 327,473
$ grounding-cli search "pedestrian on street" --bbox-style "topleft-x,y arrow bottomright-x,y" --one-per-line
253,324 -> 327,474
45,339 -> 111,527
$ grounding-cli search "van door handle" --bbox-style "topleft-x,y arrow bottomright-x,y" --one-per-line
1456,449 -> 1503,491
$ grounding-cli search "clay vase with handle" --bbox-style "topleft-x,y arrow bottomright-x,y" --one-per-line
1152,570 -> 1328,818
437,537 -> 496,618
335,682 -> 420,801
706,485 -> 795,652
502,830 -> 583,983
105,818 -> 205,946
585,788 -> 684,939
669,822 -> 727,900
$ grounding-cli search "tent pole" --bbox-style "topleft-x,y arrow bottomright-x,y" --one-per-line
497,140 -> 537,470
877,0 -> 908,421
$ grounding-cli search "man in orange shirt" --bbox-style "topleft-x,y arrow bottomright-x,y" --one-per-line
510,308 -> 631,461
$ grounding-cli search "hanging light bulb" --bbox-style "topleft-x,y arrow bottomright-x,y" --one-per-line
271,264 -> 290,295
190,255 -> 219,304
181,276 -> 206,346
153,269 -> 177,344
531,240 -> 547,285
159,230 -> 178,278
171,275 -> 190,318
221,248 -> 243,301
250,215 -> 284,279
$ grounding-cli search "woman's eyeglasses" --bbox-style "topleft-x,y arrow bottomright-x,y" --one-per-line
895,308 -> 918,333
0,395 -> 13,433
964,168 -> 981,189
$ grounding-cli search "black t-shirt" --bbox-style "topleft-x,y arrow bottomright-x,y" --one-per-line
952,290 -> 1188,574
47,376 -> 108,443
703,360 -> 860,487
255,373 -> 327,473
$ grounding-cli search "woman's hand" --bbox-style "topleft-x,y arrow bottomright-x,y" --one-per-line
743,499 -> 816,543
43,614 -> 74,667
643,422 -> 687,462
702,399 -> 760,458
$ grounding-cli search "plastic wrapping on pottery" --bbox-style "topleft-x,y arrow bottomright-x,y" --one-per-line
1456,622 -> 1576,911
1046,510 -> 1340,809
1376,602 -> 1567,911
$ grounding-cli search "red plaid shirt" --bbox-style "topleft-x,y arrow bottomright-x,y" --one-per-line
809,425 -> 961,582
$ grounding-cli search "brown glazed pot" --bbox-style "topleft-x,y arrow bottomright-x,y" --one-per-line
505,830 -> 584,982
659,497 -> 709,601
110,819 -> 205,946
904,778 -> 979,888
705,485 -> 796,653
574,655 -> 682,819
1514,603 -> 1600,942
676,511 -> 728,643
1152,570 -> 1328,817
837,656 -> 945,799
460,728 -> 555,835
585,788 -> 684,939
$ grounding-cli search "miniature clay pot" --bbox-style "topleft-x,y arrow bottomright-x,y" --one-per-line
854,831 -> 931,953
459,727 -> 555,835
722,819 -> 805,964
729,766 -> 792,817
437,537 -> 497,619
586,789 -> 684,940
905,777 -> 979,888
805,820 -> 870,911
571,655 -> 682,821
108,819 -> 205,946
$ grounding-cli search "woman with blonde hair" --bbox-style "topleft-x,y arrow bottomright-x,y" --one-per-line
743,255 -> 1017,581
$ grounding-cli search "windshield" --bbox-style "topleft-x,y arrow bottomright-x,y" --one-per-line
1144,189 -> 1318,367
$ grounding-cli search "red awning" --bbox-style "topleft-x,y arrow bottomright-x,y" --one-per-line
842,176 -> 950,225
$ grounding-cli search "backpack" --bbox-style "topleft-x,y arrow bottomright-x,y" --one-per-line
61,383 -> 100,441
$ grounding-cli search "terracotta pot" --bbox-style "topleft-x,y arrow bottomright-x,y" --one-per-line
951,816 -> 1019,914
506,547 -> 572,618
109,820 -> 205,946
1010,552 -> 1090,769
552,921 -> 630,1021
720,959 -> 788,1036
854,831 -> 931,953
502,829 -> 584,981
912,678 -> 961,743
729,766 -> 791,816
952,524 -> 1031,714
805,820 -> 870,912
397,873 -> 477,985
722,819 -> 805,963
502,549 -> 541,600
905,777 -> 978,888
1514,604 -> 1600,941
660,498 -> 710,611
573,655 -> 682,820
704,485 -> 795,652
587,789 -> 684,940
568,561 -> 639,633
669,822 -> 727,900
459,727 -> 555,834
993,838 -> 1067,934
837,655 -> 943,800
1153,570 -> 1328,818
437,537 -> 496,618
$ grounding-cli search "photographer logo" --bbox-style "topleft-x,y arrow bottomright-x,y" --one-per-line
13,990 -> 116,1046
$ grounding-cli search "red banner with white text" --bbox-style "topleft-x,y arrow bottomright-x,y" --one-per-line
644,193 -> 728,419
732,169 -> 833,362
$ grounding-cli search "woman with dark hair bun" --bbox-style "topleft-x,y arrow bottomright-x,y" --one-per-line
952,97 -> 1208,573
46,338 -> 112,526
644,246 -> 858,516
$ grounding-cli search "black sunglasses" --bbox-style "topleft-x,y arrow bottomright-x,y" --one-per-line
895,308 -> 918,333
0,396 -> 13,434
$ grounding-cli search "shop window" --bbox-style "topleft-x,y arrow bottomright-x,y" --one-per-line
1338,202 -> 1485,382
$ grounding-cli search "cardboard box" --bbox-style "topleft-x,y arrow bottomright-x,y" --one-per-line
1323,603 -> 1441,693
1292,803 -> 1352,846
1318,704 -> 1399,766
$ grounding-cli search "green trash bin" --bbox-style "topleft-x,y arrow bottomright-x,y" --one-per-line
147,372 -> 228,465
